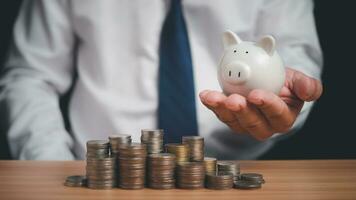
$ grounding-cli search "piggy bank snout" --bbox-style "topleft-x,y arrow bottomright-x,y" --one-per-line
221,61 -> 251,85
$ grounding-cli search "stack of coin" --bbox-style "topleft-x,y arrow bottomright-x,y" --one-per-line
165,143 -> 190,164
118,143 -> 147,189
206,173 -> 234,190
217,161 -> 240,182
204,157 -> 217,174
234,173 -> 265,189
176,162 -> 205,189
87,140 -> 110,158
86,140 -> 116,189
64,175 -> 87,187
108,134 -> 132,187
182,136 -> 204,161
108,134 -> 132,155
147,153 -> 176,189
141,129 -> 164,154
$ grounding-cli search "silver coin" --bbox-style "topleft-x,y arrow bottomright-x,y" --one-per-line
234,180 -> 262,189
240,173 -> 265,184
64,175 -> 87,187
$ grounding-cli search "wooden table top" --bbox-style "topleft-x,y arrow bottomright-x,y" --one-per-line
0,160 -> 355,200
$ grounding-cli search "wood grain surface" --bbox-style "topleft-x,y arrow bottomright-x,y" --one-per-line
0,160 -> 355,200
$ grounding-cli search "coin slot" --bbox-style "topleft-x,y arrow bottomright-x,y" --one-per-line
238,72 -> 241,78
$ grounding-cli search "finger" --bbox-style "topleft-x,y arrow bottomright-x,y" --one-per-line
199,90 -> 226,108
224,94 -> 273,141
248,89 -> 301,133
200,90 -> 232,121
199,90 -> 211,101
292,71 -> 323,102
199,90 -> 247,133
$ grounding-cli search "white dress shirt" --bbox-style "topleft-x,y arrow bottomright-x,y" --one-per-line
0,0 -> 322,160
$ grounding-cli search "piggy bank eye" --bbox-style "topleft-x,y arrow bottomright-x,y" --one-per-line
245,51 -> 248,54
233,50 -> 237,53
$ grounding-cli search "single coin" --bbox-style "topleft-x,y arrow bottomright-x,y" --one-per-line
240,173 -> 265,184
64,175 -> 87,187
234,180 -> 262,189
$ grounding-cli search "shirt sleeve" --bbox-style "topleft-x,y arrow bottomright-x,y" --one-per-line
255,0 -> 323,137
0,0 -> 75,160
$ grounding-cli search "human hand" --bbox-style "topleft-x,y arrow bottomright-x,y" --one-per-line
199,68 -> 323,141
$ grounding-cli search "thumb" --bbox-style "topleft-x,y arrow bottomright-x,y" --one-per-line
292,71 -> 323,102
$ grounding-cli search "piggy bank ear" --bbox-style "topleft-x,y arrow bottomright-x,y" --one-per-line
222,30 -> 242,49
257,35 -> 276,56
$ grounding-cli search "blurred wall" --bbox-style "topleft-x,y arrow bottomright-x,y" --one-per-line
261,0 -> 356,159
0,0 -> 22,159
0,1 -> 355,160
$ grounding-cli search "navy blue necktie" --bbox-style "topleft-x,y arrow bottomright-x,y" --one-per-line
158,0 -> 198,143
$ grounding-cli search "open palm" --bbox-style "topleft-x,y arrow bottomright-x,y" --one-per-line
199,68 -> 323,140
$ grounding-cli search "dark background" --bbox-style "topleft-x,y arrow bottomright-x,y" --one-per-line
0,1 -> 355,160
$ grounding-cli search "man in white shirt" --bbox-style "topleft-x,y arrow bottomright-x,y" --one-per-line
0,0 -> 323,160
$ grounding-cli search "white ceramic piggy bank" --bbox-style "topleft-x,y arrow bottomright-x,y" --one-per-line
218,30 -> 285,96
